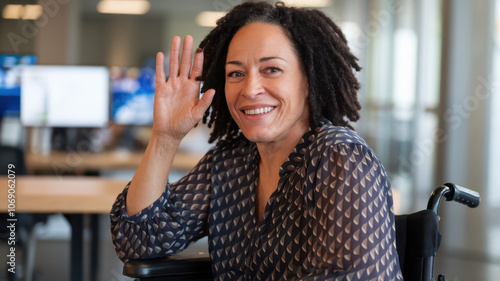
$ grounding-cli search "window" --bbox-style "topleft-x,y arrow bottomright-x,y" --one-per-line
326,0 -> 443,213
487,0 -> 500,257
489,0 -> 500,208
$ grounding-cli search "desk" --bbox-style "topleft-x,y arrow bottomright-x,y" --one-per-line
26,150 -> 204,174
0,176 -> 128,281
0,176 -> 128,213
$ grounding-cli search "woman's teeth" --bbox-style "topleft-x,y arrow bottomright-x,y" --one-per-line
244,107 -> 275,115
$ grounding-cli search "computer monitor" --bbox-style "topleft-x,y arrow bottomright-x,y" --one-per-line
111,66 -> 155,125
0,54 -> 37,119
20,66 -> 110,127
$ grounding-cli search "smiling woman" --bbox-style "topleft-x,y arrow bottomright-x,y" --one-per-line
110,2 -> 403,280
224,22 -> 312,221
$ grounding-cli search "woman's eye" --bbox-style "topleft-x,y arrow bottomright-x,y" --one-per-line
227,71 -> 243,78
265,67 -> 281,74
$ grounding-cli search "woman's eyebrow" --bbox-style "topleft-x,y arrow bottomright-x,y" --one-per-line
225,56 -> 286,66
226,60 -> 243,66
259,56 -> 286,63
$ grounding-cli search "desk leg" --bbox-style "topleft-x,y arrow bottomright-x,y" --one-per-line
66,214 -> 83,281
90,214 -> 99,281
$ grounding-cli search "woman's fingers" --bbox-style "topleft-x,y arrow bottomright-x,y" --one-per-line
191,47 -> 204,80
193,89 -> 216,119
155,52 -> 166,85
170,35 -> 199,80
179,35 -> 194,77
169,36 -> 181,78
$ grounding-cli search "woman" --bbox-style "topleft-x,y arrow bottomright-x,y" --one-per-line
111,2 -> 403,280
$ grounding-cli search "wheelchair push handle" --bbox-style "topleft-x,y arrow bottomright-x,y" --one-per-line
444,183 -> 480,208
427,183 -> 481,214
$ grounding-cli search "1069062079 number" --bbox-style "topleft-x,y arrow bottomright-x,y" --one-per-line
6,163 -> 17,274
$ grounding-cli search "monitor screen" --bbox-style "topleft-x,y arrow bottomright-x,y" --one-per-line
111,66 -> 155,125
21,66 -> 110,127
0,54 -> 37,119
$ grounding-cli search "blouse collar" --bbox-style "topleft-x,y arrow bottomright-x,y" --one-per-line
238,119 -> 330,177
278,125 -> 319,177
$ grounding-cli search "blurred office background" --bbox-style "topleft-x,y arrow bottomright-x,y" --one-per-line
0,0 -> 499,280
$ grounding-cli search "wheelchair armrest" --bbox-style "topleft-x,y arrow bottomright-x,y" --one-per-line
123,255 -> 212,279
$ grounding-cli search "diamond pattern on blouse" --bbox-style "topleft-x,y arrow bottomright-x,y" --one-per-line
110,123 -> 403,281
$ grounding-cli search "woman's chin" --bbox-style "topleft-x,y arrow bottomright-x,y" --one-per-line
241,130 -> 274,144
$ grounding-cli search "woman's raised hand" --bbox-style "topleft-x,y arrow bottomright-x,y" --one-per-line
152,35 -> 215,143
126,36 -> 215,216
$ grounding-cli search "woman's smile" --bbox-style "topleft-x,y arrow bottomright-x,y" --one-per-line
242,106 -> 275,116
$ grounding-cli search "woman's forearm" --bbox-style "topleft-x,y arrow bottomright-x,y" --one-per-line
125,133 -> 181,216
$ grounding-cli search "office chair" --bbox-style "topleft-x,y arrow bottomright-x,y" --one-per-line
0,145 -> 48,281
122,183 -> 480,281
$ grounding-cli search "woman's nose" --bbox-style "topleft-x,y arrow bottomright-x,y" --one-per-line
242,73 -> 263,99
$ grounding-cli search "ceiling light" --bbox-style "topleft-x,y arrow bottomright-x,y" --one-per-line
97,0 -> 150,15
280,0 -> 332,8
196,11 -> 226,27
2,4 -> 42,20
22,5 -> 43,20
2,5 -> 23,19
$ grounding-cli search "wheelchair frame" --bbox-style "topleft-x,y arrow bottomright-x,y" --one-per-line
417,183 -> 480,281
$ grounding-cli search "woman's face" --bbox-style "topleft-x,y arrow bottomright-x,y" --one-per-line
225,22 -> 310,146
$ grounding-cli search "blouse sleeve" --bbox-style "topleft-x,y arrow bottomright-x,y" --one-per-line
303,143 -> 402,281
109,149 -> 214,262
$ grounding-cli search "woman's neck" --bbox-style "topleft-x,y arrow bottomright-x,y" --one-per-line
256,125 -> 308,178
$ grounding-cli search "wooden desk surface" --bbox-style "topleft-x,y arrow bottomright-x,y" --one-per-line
0,176 -> 128,213
26,150 -> 204,173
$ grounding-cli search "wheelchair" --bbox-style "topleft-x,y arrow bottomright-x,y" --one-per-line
122,183 -> 480,281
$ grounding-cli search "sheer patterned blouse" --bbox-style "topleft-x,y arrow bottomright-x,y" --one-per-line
110,122 -> 403,281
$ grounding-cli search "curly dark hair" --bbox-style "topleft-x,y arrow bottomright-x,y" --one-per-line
199,1 -> 361,144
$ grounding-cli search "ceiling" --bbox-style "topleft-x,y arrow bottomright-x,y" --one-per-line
80,0 -> 251,17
